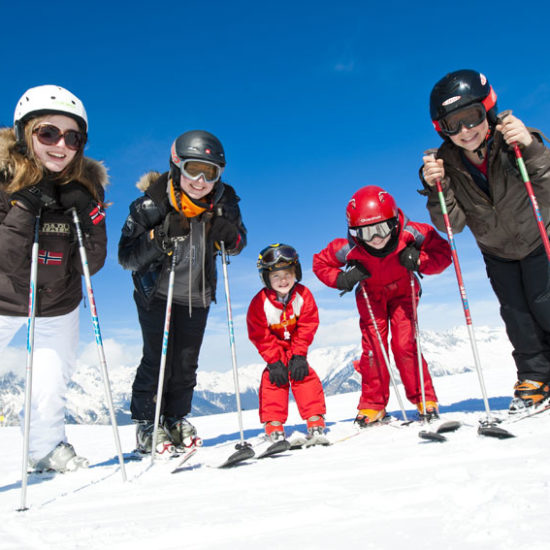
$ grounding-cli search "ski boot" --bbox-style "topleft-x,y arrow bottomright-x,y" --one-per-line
509,380 -> 550,414
416,401 -> 440,421
31,442 -> 89,473
164,416 -> 201,450
306,415 -> 326,437
354,408 -> 386,428
265,420 -> 286,442
135,420 -> 175,456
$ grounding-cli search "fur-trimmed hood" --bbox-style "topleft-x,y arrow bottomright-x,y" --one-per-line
0,126 -> 109,190
136,170 -> 161,192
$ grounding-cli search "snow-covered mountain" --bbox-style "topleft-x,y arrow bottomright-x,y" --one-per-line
0,325 -> 513,426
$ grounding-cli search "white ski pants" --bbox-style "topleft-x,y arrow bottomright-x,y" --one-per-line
0,307 -> 79,461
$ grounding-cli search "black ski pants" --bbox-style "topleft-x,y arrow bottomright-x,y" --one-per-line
483,246 -> 550,382
131,291 -> 210,421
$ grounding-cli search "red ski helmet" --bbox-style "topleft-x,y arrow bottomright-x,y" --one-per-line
346,186 -> 398,228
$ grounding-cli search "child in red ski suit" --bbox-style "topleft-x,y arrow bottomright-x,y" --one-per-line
313,186 -> 452,426
247,244 -> 326,441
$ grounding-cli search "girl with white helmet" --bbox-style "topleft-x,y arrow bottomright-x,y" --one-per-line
1,85 -> 108,472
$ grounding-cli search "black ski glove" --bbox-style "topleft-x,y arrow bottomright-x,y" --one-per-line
10,178 -> 57,214
58,181 -> 105,230
153,211 -> 189,254
210,216 -> 239,250
336,262 -> 370,292
288,354 -> 309,382
399,244 -> 421,272
267,360 -> 289,387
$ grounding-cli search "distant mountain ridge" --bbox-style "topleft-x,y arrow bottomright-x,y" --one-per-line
0,326 -> 513,426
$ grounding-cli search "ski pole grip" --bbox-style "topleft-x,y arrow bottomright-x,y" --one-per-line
424,148 -> 438,159
497,110 -> 512,124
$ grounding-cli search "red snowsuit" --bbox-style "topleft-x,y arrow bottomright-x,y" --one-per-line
247,283 -> 326,423
313,210 -> 452,411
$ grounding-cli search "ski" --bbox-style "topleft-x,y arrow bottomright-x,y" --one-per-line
506,401 -> 550,424
171,447 -> 199,474
217,442 -> 255,468
256,439 -> 291,459
289,433 -> 331,449
419,420 -> 462,442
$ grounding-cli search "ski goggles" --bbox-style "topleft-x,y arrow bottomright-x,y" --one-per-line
181,159 -> 223,184
349,220 -> 393,242
437,103 -> 486,136
257,244 -> 299,269
32,124 -> 86,151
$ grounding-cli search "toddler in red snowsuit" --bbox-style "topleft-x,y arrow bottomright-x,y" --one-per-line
313,186 -> 452,426
247,244 -> 326,441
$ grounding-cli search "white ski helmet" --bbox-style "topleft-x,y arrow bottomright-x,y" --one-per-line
13,85 -> 88,143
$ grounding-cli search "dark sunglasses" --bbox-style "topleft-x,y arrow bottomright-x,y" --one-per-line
32,124 -> 86,151
438,103 -> 486,136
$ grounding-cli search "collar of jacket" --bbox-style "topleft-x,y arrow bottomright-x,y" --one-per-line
263,284 -> 298,307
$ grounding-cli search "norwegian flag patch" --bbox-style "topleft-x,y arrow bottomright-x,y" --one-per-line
38,250 -> 63,265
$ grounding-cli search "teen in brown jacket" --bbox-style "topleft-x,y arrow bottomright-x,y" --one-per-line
421,69 -> 550,414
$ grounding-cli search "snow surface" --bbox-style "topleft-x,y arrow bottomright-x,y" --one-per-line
1,361 -> 550,550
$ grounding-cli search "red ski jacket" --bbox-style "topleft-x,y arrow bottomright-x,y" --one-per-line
247,283 -> 319,366
313,210 -> 452,291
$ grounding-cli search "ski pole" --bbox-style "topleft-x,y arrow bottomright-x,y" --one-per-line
427,151 -> 494,423
151,240 -> 179,465
499,110 -> 550,261
18,213 -> 40,512
71,209 -> 127,480
219,241 -> 253,452
409,272 -> 426,418
359,285 -> 408,421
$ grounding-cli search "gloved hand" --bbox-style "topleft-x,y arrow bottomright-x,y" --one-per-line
336,262 -> 370,292
10,178 -> 57,214
399,244 -> 421,271
267,360 -> 289,387
153,211 -> 189,253
288,354 -> 309,382
210,216 -> 239,249
58,181 -> 105,230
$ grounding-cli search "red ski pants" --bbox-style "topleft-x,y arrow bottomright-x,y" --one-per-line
259,366 -> 326,424
355,283 -> 437,410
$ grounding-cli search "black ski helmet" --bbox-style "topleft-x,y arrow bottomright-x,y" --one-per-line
257,244 -> 302,289
170,130 -> 226,179
430,69 -> 498,137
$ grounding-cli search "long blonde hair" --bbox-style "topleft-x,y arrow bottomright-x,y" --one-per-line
6,116 -> 100,200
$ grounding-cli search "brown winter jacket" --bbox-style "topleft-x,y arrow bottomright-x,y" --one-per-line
0,128 -> 108,317
420,128 -> 550,260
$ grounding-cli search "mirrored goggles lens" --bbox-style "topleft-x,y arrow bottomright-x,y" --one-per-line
32,124 -> 86,151
439,104 -> 486,136
259,245 -> 298,267
181,160 -> 222,184
350,221 -> 392,242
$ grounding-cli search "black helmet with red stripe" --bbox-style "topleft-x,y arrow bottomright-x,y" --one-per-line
430,69 -> 498,138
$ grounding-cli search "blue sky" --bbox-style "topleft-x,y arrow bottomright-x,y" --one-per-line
2,0 -> 550,371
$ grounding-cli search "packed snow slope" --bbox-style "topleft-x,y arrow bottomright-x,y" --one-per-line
1,360 -> 549,550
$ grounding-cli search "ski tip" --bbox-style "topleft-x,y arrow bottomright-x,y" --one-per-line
436,420 -> 461,434
419,430 -> 447,442
478,426 -> 515,439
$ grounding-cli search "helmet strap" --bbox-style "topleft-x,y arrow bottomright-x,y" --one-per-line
473,126 -> 492,161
